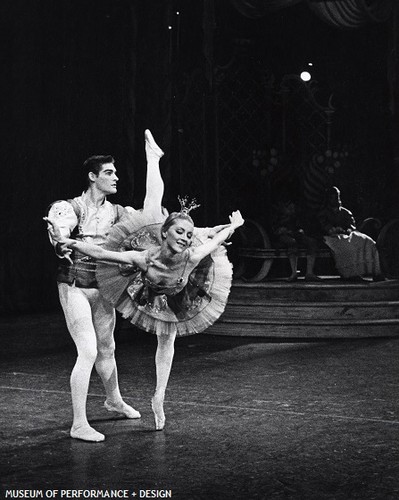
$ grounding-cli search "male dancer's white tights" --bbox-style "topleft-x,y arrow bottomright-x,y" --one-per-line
58,283 -> 122,429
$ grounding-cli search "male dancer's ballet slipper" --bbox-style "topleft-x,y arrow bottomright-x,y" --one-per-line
151,396 -> 166,431
70,425 -> 105,442
145,129 -> 164,158
104,400 -> 141,419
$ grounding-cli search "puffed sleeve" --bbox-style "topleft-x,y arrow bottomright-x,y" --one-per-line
47,200 -> 78,257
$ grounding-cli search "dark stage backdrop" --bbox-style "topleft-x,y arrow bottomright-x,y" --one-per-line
1,0 -> 397,314
171,0 -> 397,232
210,0 -> 397,223
1,0 -> 174,314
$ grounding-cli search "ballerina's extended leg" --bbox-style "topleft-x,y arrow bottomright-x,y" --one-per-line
143,129 -> 165,219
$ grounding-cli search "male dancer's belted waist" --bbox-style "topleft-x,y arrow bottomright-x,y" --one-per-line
57,251 -> 98,288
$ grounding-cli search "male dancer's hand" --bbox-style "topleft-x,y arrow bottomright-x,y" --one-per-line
43,217 -> 74,264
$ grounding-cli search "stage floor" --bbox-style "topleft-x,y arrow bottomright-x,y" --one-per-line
1,313 -> 399,499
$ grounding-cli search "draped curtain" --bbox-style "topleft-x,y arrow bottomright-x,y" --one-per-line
230,0 -> 394,26
231,0 -> 302,16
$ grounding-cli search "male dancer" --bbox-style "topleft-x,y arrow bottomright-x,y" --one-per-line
47,131 -> 164,442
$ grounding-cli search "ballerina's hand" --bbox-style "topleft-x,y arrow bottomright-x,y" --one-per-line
229,210 -> 244,230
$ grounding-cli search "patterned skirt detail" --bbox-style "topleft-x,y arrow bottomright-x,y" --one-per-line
96,211 -> 233,336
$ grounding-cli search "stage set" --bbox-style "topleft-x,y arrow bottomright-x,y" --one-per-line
2,0 -> 399,498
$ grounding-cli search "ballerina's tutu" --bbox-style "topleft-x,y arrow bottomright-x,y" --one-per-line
96,210 -> 233,336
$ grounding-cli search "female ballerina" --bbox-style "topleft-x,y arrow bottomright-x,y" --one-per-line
46,130 -> 244,431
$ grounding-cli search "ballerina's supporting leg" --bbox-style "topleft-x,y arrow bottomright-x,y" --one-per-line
143,129 -> 165,219
152,331 -> 177,430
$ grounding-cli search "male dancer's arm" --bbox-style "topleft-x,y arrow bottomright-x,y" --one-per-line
45,217 -> 148,269
46,200 -> 77,263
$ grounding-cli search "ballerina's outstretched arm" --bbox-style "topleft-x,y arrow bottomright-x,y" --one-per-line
191,210 -> 244,263
44,217 -> 148,269
193,221 -> 233,243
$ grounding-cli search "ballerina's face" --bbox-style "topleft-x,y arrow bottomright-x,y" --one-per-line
163,218 -> 194,253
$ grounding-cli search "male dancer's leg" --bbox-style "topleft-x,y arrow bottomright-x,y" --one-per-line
58,283 -> 105,442
92,291 -> 141,419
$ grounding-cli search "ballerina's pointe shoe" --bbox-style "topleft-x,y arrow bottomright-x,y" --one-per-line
151,396 -> 166,431
104,400 -> 141,419
70,425 -> 105,442
145,129 -> 164,159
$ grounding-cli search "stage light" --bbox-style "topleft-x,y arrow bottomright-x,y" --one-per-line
300,71 -> 311,82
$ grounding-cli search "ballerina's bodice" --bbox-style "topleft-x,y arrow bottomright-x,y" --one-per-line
128,246 -> 190,300
139,248 -> 191,297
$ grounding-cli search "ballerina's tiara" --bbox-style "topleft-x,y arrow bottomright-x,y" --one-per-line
178,195 -> 201,215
